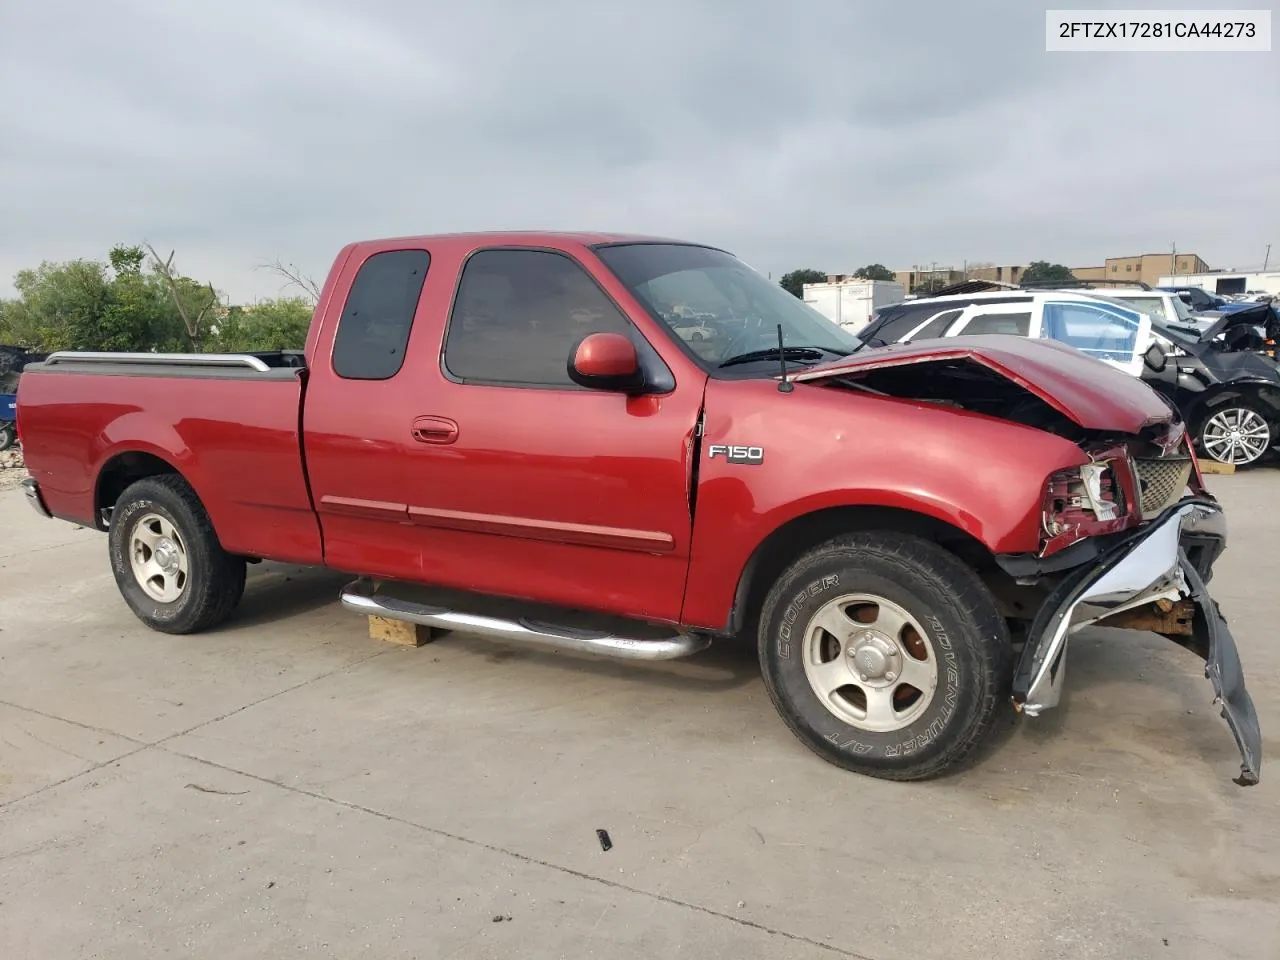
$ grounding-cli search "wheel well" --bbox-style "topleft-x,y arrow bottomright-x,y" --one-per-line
725,505 -> 1000,639
1185,383 -> 1280,430
95,452 -> 180,529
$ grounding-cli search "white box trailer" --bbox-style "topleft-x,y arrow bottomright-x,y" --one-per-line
802,279 -> 906,333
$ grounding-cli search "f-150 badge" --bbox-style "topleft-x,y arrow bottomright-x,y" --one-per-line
708,444 -> 764,465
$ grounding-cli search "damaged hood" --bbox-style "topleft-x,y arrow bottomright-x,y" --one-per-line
1192,302 -> 1280,344
791,335 -> 1175,433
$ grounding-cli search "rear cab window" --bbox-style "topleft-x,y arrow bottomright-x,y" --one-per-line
331,250 -> 431,380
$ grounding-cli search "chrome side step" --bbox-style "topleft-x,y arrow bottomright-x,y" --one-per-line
340,581 -> 710,661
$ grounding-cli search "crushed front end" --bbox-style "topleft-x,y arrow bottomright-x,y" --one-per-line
1001,423 -> 1262,786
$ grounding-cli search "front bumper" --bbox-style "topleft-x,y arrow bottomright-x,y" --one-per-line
1012,497 -> 1261,786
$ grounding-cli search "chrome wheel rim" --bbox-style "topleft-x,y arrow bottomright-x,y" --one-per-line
129,512 -> 189,603
1202,408 -> 1270,465
801,593 -> 938,732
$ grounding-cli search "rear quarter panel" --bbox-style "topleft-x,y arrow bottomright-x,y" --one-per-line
680,377 -> 1091,629
17,368 -> 322,564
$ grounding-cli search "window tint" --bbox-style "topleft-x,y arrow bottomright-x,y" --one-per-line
332,250 -> 430,380
908,309 -> 962,341
863,306 -> 935,342
1041,301 -> 1141,362
961,311 -> 1031,336
444,249 -> 633,386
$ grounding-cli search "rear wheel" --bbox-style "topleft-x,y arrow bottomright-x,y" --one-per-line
1198,400 -> 1272,466
108,475 -> 246,634
758,532 -> 1011,781
0,422 -> 14,452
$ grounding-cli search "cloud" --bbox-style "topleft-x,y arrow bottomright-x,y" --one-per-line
1,0 -> 1276,303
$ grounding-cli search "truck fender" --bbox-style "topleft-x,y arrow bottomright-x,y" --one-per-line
92,421 -> 195,528
706,493 -> 1013,637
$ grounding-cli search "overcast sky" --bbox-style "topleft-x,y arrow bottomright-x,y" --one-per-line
1,0 -> 1277,303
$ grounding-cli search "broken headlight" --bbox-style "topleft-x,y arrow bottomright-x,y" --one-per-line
1040,459 -> 1134,557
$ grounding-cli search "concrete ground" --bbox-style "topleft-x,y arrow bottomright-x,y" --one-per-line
0,476 -> 1276,960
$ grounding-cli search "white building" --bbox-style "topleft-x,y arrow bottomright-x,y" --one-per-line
1157,270 -> 1280,297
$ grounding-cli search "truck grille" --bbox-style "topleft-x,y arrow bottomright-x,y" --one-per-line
1134,457 -> 1192,519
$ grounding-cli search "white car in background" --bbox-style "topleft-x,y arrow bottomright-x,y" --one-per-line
861,288 -> 1155,376
1097,289 -> 1214,327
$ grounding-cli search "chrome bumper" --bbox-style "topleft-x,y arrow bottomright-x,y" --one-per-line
1012,497 -> 1261,786
19,477 -> 52,519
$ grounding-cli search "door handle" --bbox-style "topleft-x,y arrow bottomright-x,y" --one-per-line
411,416 -> 459,445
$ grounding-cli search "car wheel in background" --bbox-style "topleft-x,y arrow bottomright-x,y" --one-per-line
1198,401 -> 1272,467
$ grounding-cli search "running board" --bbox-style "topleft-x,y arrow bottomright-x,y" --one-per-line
340,581 -> 710,661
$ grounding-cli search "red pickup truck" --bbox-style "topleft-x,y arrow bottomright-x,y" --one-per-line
15,232 -> 1261,785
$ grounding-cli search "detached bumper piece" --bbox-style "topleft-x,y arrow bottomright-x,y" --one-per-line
1012,498 -> 1261,786
20,477 -> 52,519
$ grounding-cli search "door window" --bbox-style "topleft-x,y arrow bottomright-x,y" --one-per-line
444,250 -> 634,387
1041,301 -> 1143,363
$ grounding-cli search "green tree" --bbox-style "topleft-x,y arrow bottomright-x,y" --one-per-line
853,264 -> 896,281
4,259 -> 113,351
0,244 -> 227,353
779,268 -> 827,298
1021,261 -> 1076,285
211,297 -> 314,352
96,245 -> 166,351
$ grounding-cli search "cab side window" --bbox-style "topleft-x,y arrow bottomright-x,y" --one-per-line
444,249 -> 633,387
332,250 -> 431,380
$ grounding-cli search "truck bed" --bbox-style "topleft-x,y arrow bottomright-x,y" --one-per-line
16,351 -> 323,565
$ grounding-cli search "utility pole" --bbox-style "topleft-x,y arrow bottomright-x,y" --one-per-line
1171,241 -> 1177,282
1264,244 -> 1272,272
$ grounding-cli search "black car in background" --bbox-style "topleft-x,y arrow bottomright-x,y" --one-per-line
1143,303 -> 1280,466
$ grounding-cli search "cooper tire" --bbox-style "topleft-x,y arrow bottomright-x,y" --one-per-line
108,475 -> 246,635
758,531 -> 1011,781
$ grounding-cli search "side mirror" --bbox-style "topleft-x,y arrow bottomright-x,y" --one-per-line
1144,342 -> 1168,372
568,332 -> 647,393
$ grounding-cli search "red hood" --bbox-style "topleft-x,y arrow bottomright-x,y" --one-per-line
791,335 -> 1174,433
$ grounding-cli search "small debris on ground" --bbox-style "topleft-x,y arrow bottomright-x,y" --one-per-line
596,828 -> 613,852
491,914 -> 511,923
185,783 -> 249,796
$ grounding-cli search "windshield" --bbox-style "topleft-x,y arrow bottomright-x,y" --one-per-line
594,243 -> 859,367
1111,291 -> 1198,325
1168,295 -> 1197,321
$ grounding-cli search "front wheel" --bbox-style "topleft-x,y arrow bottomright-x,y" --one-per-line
0,422 -> 14,452
108,475 -> 247,634
1198,401 -> 1273,467
758,532 -> 1011,781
